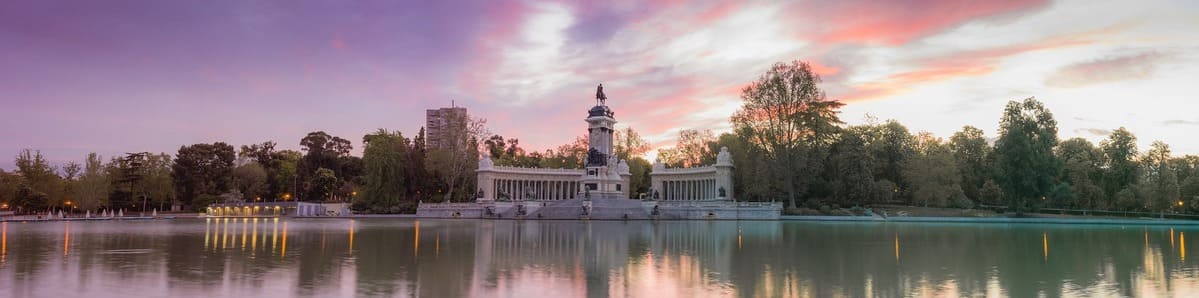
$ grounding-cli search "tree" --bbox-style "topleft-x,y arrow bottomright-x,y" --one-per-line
359,129 -> 411,213
14,149 -> 60,210
299,131 -> 355,200
172,142 -> 236,210
730,60 -> 844,209
869,120 -> 916,200
657,129 -> 716,168
426,113 -> 488,202
949,126 -> 991,201
626,157 -> 652,199
75,153 -> 110,211
271,150 -> 302,201
614,127 -> 651,160
826,127 -> 875,206
311,167 -> 338,202
993,97 -> 1060,214
142,153 -> 175,210
1101,127 -> 1139,199
232,162 -> 268,202
1142,141 -> 1179,212
1055,138 -> 1105,209
904,133 -> 963,207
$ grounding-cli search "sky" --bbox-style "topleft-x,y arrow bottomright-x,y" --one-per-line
2,0 -> 1199,171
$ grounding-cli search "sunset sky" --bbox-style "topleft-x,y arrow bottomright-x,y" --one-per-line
2,0 -> 1198,170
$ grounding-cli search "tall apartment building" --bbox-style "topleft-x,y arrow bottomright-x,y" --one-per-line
425,106 -> 468,150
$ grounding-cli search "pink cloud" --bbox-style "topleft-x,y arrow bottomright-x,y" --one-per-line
835,34 -> 1095,103
790,0 -> 1050,46
1046,52 -> 1170,88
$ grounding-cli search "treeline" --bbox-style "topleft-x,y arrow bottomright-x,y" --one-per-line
652,61 -> 1199,215
0,122 -> 487,214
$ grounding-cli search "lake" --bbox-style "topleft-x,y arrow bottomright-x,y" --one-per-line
1,218 -> 1198,297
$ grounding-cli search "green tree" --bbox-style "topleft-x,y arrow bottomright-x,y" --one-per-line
870,120 -> 916,199
626,157 -> 652,199
359,129 -> 411,213
232,162 -> 268,202
1055,138 -> 1105,209
311,167 -> 338,202
949,126 -> 991,201
75,153 -> 110,211
14,149 -> 61,210
1101,127 -> 1139,200
730,60 -> 844,208
271,150 -> 302,200
993,97 -> 1060,214
826,127 -> 875,206
1142,141 -> 1180,212
904,133 -> 964,207
142,153 -> 175,210
172,142 -> 235,209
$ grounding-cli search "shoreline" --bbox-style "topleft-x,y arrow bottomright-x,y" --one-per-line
7,214 -> 1199,226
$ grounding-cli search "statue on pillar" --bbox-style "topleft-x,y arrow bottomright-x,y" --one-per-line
595,84 -> 607,106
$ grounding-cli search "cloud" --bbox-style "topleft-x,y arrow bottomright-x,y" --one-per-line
1164,119 -> 1199,126
834,34 -> 1093,103
787,0 -> 1050,46
1046,52 -> 1172,88
1074,128 -> 1113,136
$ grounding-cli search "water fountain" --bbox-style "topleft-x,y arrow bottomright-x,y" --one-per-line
118,209 -> 124,217
86,210 -> 91,218
152,209 -> 158,218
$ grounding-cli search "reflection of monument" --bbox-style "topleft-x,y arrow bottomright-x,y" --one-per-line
416,84 -> 780,219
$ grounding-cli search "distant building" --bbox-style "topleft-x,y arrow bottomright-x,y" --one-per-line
425,105 -> 468,150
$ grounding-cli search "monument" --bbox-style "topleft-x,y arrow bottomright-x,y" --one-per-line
416,84 -> 781,219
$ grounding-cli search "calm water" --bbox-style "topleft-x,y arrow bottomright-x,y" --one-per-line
2,219 -> 1199,297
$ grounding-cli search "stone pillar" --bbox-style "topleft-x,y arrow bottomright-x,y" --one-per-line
715,147 -> 734,201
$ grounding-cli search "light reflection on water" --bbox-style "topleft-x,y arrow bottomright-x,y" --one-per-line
2,219 -> 1199,297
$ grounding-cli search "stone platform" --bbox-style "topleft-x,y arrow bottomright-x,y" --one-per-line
416,199 -> 781,220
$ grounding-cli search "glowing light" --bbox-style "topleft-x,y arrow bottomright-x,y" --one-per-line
1042,232 -> 1048,262
348,220 -> 355,252
1182,232 -> 1187,261
281,222 -> 288,259
64,222 -> 71,256
414,221 -> 420,258
894,233 -> 900,263
2,222 -> 7,265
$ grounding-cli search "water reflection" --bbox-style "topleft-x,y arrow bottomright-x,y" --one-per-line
5,220 -> 1199,297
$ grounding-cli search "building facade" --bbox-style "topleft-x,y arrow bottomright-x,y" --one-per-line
425,106 -> 468,150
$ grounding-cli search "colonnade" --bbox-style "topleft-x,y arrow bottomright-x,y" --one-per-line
660,178 -> 719,201
493,179 -> 581,201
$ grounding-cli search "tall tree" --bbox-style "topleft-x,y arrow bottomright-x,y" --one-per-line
614,127 -> 651,160
359,129 -> 411,213
904,133 -> 965,207
172,142 -> 236,209
869,120 -> 916,199
14,149 -> 62,211
949,126 -> 991,201
1141,141 -> 1179,212
75,153 -> 110,211
657,129 -> 716,168
311,167 -> 339,202
299,131 -> 355,200
1101,127 -> 1140,200
994,97 -> 1060,214
1055,138 -> 1105,209
232,162 -> 268,202
730,60 -> 844,209
826,127 -> 875,206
